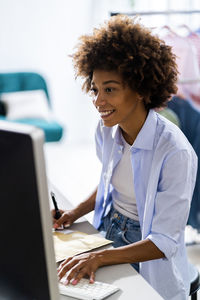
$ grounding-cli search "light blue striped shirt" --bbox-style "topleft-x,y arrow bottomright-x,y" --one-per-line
93,109 -> 198,300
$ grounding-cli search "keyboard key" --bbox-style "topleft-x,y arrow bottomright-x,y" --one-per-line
59,278 -> 119,300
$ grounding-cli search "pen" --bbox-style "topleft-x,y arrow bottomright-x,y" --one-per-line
51,191 -> 62,220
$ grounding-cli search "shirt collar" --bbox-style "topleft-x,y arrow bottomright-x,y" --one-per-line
132,109 -> 157,150
112,125 -> 123,146
111,109 -> 157,150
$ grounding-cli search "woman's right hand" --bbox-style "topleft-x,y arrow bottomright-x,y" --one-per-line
51,188 -> 97,230
52,209 -> 78,229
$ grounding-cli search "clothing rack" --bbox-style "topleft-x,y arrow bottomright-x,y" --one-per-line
110,10 -> 200,16
110,10 -> 200,85
179,79 -> 200,84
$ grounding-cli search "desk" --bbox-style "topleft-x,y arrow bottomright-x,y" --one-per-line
50,184 -> 163,300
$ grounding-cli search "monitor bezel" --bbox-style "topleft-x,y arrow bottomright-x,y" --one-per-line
0,120 -> 59,300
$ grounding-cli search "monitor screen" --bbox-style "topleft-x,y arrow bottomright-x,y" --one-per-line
0,121 -> 59,300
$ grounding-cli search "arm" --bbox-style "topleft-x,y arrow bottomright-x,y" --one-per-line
58,239 -> 164,284
53,188 -> 97,228
98,239 -> 164,265
71,188 -> 97,219
58,149 -> 196,283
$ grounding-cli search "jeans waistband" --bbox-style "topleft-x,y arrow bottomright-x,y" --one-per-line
109,206 -> 140,231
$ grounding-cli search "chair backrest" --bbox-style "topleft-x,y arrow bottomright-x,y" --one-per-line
189,263 -> 200,298
168,96 -> 200,230
0,72 -> 50,104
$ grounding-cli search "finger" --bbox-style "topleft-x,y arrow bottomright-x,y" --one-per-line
58,257 -> 73,272
52,217 -> 58,225
51,209 -> 56,217
89,271 -> 95,283
51,209 -> 64,218
63,222 -> 71,228
71,269 -> 87,285
65,262 -> 83,283
58,266 -> 68,280
52,211 -> 65,228
55,213 -> 69,228
53,219 -> 64,229
58,258 -> 79,280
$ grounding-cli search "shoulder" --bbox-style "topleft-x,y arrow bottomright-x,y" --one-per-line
155,112 -> 197,160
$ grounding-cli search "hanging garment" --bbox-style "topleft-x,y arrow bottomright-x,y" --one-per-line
168,96 -> 200,230
188,32 -> 200,68
163,32 -> 200,105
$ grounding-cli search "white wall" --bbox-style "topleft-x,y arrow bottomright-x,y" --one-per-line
1,0 -> 200,143
0,0 -> 100,143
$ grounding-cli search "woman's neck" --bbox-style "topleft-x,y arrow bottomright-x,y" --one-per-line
120,109 -> 149,145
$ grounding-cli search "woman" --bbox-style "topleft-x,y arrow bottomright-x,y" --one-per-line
53,15 -> 197,300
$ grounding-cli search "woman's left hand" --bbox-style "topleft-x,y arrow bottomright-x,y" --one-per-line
58,251 -> 103,285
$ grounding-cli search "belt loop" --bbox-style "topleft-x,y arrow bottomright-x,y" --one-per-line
121,216 -> 128,230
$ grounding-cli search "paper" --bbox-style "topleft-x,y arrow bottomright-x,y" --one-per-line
53,231 -> 112,262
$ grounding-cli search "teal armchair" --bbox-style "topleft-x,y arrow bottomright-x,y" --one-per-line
0,72 -> 63,142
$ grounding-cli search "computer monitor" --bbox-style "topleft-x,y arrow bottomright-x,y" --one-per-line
0,121 -> 59,300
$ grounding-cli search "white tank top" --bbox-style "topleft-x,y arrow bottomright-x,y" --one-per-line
111,133 -> 139,221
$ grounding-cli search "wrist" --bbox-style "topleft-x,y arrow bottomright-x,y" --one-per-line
96,248 -> 133,266
71,207 -> 83,221
96,249 -> 116,267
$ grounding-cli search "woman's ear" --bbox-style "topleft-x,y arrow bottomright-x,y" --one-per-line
137,94 -> 146,104
138,94 -> 143,101
141,94 -> 151,106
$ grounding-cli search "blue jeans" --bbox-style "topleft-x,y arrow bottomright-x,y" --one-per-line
99,206 -> 142,272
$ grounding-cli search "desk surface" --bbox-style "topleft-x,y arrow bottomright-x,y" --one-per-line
50,183 -> 163,300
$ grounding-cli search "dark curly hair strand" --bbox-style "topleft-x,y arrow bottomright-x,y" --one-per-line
72,15 -> 178,109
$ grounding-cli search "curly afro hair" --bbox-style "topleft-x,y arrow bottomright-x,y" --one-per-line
72,15 -> 178,109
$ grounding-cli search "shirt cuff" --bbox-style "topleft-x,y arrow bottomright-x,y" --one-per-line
147,232 -> 178,260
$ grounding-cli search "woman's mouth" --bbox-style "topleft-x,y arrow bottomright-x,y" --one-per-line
99,109 -> 115,119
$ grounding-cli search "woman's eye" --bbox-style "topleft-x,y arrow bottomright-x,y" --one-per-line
90,88 -> 98,96
105,87 -> 114,93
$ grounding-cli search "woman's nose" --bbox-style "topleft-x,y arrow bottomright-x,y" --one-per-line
93,93 -> 106,107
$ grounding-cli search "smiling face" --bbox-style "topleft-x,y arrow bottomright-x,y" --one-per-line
91,70 -> 147,133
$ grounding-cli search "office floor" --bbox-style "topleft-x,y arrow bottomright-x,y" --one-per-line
44,138 -> 200,298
